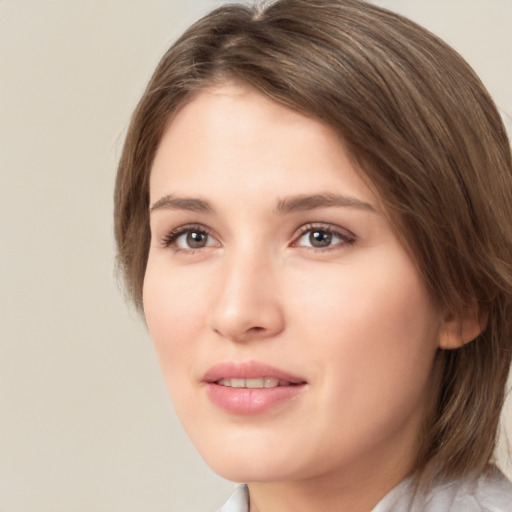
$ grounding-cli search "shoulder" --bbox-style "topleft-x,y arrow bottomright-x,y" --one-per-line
378,467 -> 512,512
374,466 -> 512,512
456,466 -> 512,512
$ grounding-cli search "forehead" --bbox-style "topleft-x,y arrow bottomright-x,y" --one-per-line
150,83 -> 378,208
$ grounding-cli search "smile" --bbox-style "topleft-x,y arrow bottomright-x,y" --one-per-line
216,377 -> 296,389
204,361 -> 307,414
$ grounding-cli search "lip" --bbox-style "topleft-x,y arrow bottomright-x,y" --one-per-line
203,361 -> 307,415
203,361 -> 306,384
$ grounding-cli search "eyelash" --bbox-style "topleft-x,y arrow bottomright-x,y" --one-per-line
160,224 -> 214,251
159,222 -> 356,252
293,223 -> 356,252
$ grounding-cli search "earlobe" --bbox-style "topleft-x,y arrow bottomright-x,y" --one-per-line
438,306 -> 489,350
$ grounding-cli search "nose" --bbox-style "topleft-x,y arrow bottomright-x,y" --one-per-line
209,248 -> 285,343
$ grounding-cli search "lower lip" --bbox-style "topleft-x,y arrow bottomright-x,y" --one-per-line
205,383 -> 306,415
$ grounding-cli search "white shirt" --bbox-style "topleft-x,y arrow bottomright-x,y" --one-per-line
218,466 -> 512,511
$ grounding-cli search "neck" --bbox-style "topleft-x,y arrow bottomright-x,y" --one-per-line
248,474 -> 408,512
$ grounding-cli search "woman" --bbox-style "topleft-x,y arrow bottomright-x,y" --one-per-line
114,0 -> 512,510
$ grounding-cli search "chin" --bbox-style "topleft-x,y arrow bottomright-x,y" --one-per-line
192,438 -> 301,483
206,458 -> 293,484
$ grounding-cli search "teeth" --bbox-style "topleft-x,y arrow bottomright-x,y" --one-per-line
217,377 -> 282,389
246,378 -> 264,389
231,378 -> 245,388
264,378 -> 279,388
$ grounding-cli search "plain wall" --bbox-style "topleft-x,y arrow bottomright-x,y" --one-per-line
1,1 -> 511,511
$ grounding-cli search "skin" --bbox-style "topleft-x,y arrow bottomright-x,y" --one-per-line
144,83 -> 450,512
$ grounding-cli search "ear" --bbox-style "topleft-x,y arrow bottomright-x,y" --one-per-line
438,305 -> 489,350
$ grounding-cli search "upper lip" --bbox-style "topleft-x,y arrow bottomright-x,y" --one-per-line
202,360 -> 307,385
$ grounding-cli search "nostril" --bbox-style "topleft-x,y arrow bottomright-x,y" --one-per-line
209,290 -> 285,342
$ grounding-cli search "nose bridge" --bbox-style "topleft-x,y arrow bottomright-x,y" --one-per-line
210,242 -> 284,342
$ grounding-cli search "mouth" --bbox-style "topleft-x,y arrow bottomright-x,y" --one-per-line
203,361 -> 307,415
203,361 -> 307,387
216,377 -> 301,389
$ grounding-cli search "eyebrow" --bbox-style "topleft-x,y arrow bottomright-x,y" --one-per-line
150,192 -> 376,215
150,194 -> 213,213
275,193 -> 376,214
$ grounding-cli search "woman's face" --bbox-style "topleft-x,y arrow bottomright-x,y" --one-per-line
144,83 -> 444,485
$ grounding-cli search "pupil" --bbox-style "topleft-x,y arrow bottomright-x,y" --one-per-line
310,230 -> 331,247
187,231 -> 206,248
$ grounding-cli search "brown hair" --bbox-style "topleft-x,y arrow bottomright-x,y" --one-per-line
114,0 -> 512,488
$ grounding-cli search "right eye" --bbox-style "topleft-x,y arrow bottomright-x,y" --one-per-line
161,225 -> 219,251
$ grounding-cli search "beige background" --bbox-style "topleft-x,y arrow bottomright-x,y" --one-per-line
1,1 -> 511,511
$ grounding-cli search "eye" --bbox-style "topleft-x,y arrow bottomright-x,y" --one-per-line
177,230 -> 211,249
161,224 -> 219,251
294,224 -> 355,250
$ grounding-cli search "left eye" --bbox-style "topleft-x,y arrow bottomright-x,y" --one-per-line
162,225 -> 219,250
295,227 -> 354,249
175,230 -> 213,249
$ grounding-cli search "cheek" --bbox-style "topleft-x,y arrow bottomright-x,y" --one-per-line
142,258 -> 209,387
289,249 -> 441,412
